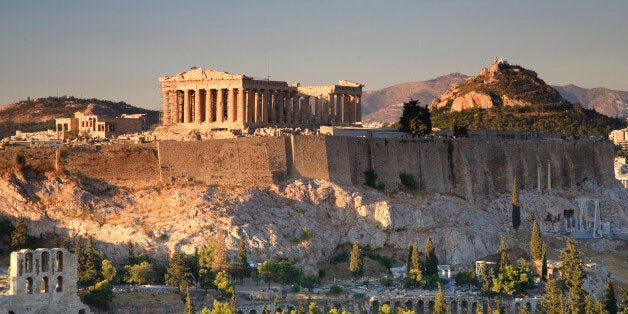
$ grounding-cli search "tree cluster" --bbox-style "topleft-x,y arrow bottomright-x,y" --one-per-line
398,100 -> 432,136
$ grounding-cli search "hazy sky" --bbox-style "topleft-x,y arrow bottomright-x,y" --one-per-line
1,0 -> 626,110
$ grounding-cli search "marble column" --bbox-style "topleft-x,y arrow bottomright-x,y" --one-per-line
205,89 -> 212,123
194,90 -> 201,123
254,90 -> 261,123
183,89 -> 191,123
293,94 -> 300,124
327,94 -> 334,123
227,88 -> 235,122
237,88 -> 245,124
217,89 -> 224,122
335,93 -> 342,124
247,89 -> 255,123
269,90 -> 276,124
262,90 -> 269,123
304,96 -> 311,123
356,95 -> 362,122
314,96 -> 321,118
162,91 -> 170,126
277,91 -> 284,124
173,91 -> 180,124
285,92 -> 292,125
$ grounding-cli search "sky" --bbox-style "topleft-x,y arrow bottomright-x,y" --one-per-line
0,0 -> 627,110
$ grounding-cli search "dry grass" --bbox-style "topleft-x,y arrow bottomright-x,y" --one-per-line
112,291 -> 182,306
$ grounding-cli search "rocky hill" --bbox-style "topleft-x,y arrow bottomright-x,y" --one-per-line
362,74 -> 469,123
424,60 -> 626,137
555,84 -> 628,119
0,96 -> 159,138
362,71 -> 628,124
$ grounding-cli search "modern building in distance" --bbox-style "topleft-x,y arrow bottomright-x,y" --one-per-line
55,112 -> 146,139
159,67 -> 363,130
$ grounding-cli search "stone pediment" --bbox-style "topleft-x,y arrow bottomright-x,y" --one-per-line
338,80 -> 364,87
161,67 -> 244,82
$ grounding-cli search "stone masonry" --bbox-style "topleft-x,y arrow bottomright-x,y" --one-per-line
159,67 -> 363,129
0,248 -> 92,314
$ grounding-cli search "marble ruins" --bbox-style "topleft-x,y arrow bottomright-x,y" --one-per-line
0,248 -> 91,314
159,67 -> 363,129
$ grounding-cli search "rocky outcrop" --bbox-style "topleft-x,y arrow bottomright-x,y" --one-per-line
430,59 -> 566,111
1,168 -> 626,275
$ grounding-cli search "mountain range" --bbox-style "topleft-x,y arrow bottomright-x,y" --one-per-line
363,74 -> 628,123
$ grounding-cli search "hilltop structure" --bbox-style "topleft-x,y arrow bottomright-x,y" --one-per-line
0,248 -> 91,313
158,67 -> 363,130
55,111 -> 146,139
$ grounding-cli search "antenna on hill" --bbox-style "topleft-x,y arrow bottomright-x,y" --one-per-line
267,57 -> 271,81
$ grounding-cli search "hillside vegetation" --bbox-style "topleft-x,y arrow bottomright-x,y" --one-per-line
429,61 -> 626,137
0,96 -> 159,138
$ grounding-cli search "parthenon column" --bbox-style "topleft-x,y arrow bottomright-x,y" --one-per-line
277,92 -> 285,124
237,88 -> 245,124
254,90 -> 261,123
205,89 -> 212,124
162,90 -> 171,126
335,93 -> 342,124
247,89 -> 255,123
293,94 -> 300,124
356,95 -> 362,122
227,88 -> 235,123
314,96 -> 321,118
173,91 -> 180,124
304,96 -> 311,123
183,89 -> 191,123
269,90 -> 276,124
194,90 -> 201,123
217,89 -> 224,122
327,94 -> 334,123
262,90 -> 269,123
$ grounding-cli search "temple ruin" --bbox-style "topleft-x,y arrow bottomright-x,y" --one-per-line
0,248 -> 91,314
159,67 -> 363,129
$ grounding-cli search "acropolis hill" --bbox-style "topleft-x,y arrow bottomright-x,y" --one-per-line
0,135 -> 626,280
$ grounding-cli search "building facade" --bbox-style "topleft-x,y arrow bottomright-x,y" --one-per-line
159,67 -> 363,129
55,112 -> 145,139
0,248 -> 91,314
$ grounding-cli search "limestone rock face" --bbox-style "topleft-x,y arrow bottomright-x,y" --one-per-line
0,172 -> 626,275
430,59 -> 565,111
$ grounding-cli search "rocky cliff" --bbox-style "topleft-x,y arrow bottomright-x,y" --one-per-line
0,138 -> 626,277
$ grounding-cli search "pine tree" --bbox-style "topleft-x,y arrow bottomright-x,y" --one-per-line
424,237 -> 438,276
75,236 -> 97,286
101,259 -> 117,283
184,288 -> 194,314
604,278 -> 618,314
561,237 -> 586,314
538,278 -> 566,313
349,242 -> 363,277
497,236 -> 510,273
10,216 -> 28,250
236,234 -> 249,283
406,244 -> 413,273
475,302 -> 483,314
411,242 -> 420,272
433,282 -> 448,314
165,250 -> 192,292
492,297 -> 502,314
479,264 -> 493,295
541,245 -> 548,282
530,219 -> 543,261
82,236 -> 99,285
512,176 -> 521,231
297,299 -> 306,314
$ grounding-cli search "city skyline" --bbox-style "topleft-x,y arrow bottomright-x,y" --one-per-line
1,0 -> 627,110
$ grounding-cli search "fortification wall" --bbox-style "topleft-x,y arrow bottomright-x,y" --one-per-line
157,137 -> 288,186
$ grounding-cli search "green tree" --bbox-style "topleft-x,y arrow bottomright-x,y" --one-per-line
199,268 -> 216,291
454,270 -> 479,288
203,300 -> 235,314
479,263 -> 494,295
214,270 -> 234,297
541,245 -> 548,282
82,280 -> 114,310
492,298 -> 503,314
424,237 -> 438,276
125,261 -> 154,285
184,288 -> 195,314
308,302 -> 323,314
604,278 -> 618,314
76,236 -> 97,286
433,282 -> 448,314
497,237 -> 510,273
561,237 -> 586,313
10,216 -> 28,250
410,242 -> 420,272
165,250 -> 192,292
398,99 -> 432,136
198,235 -> 230,273
83,236 -> 100,284
101,259 -> 117,283
235,234 -> 250,283
379,304 -> 393,314
512,176 -> 521,231
530,219 -> 543,261
491,264 -> 534,295
538,278 -> 566,314
349,242 -> 363,277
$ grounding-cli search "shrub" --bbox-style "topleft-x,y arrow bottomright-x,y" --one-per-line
329,284 -> 342,294
399,173 -> 418,191
331,253 -> 349,264
82,280 -> 113,310
366,253 -> 392,269
364,169 -> 378,188
379,276 -> 393,287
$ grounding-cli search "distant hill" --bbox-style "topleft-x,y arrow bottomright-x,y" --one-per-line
0,96 -> 159,138
362,73 -> 469,123
428,60 -> 625,137
363,73 -> 628,123
554,84 -> 628,119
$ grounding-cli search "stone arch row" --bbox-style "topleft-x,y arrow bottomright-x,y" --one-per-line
24,275 -> 64,294
369,297 -> 489,314
17,248 -> 65,276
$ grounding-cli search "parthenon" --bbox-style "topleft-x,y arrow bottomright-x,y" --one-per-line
159,67 -> 363,129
